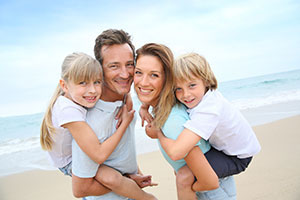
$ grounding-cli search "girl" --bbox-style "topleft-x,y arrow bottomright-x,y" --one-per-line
134,43 -> 237,200
40,52 -> 156,200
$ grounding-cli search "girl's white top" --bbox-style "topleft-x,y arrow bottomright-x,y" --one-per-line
184,90 -> 261,159
49,96 -> 86,168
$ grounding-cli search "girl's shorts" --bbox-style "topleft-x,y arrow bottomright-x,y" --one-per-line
59,161 -> 72,177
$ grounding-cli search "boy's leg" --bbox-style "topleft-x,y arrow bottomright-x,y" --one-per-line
176,165 -> 197,200
95,165 -> 157,200
185,146 -> 219,192
72,174 -> 110,198
205,147 -> 252,178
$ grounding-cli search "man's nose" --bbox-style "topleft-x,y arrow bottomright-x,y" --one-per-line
119,66 -> 130,78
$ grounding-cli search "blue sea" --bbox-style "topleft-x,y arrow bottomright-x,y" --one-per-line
1,69 -> 300,177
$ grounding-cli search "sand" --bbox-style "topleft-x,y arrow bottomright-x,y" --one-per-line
1,115 -> 300,200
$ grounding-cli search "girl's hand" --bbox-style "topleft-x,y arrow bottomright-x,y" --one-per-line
119,105 -> 135,127
115,94 -> 133,128
145,122 -> 160,139
139,104 -> 153,127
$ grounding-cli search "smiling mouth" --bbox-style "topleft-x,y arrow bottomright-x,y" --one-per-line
184,99 -> 194,104
139,87 -> 153,94
84,96 -> 97,103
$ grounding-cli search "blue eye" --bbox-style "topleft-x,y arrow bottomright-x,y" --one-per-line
135,70 -> 142,75
79,81 -> 86,85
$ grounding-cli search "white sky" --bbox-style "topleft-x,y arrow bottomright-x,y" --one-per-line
0,0 -> 299,116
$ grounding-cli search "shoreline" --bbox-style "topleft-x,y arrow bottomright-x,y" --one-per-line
1,115 -> 300,199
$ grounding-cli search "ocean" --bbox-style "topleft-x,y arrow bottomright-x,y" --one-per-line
1,69 -> 300,177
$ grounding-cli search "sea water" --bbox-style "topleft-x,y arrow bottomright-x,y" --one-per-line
0,69 -> 300,177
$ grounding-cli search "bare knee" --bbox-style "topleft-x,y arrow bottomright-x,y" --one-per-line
98,170 -> 123,189
72,175 -> 93,198
176,166 -> 195,190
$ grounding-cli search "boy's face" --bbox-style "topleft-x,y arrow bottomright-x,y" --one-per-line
175,77 -> 207,109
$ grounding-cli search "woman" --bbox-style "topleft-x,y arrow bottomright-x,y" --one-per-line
134,43 -> 236,200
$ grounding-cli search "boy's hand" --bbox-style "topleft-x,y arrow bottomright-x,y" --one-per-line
145,122 -> 160,139
139,104 -> 153,127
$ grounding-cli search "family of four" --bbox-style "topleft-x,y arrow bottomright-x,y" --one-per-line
40,29 -> 261,200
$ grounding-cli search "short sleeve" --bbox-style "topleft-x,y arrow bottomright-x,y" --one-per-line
184,108 -> 219,140
162,105 -> 189,140
57,105 -> 86,127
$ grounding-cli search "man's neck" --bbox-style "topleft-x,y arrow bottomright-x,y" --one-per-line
100,87 -> 125,102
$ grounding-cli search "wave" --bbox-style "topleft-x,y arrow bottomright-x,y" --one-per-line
232,89 -> 300,110
0,136 -> 41,156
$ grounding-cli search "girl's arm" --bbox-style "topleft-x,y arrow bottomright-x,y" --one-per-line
63,105 -> 134,164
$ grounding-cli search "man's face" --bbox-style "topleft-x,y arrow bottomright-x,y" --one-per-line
101,43 -> 134,101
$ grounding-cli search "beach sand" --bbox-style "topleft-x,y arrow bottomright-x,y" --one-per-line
1,115 -> 300,200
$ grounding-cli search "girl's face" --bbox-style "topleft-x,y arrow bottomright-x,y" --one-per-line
60,78 -> 102,108
134,55 -> 165,107
175,76 -> 207,109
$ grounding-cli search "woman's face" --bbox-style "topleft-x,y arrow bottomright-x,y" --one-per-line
134,55 -> 165,107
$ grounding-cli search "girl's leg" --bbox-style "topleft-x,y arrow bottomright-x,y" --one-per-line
95,165 -> 157,200
176,165 -> 197,200
72,174 -> 110,198
184,146 -> 219,192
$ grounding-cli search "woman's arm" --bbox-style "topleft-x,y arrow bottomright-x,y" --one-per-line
63,105 -> 135,164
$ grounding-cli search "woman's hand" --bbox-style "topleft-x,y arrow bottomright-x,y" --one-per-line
126,173 -> 158,188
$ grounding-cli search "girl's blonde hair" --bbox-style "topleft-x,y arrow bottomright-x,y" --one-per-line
136,43 -> 175,128
40,52 -> 102,150
174,53 -> 218,90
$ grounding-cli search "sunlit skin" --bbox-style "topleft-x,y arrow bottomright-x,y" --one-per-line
175,77 -> 207,109
134,55 -> 165,107
101,44 -> 134,102
60,79 -> 102,108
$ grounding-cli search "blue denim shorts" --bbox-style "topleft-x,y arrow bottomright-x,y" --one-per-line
59,161 -> 72,177
196,176 -> 236,200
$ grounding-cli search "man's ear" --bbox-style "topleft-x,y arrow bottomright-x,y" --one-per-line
59,79 -> 68,94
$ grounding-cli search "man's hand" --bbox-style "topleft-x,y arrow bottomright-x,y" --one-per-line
126,173 -> 158,188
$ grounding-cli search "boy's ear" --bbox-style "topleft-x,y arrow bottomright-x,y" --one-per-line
59,79 -> 68,94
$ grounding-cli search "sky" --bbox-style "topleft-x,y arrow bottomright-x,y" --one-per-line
0,0 -> 299,117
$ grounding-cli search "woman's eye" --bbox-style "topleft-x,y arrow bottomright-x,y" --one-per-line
151,73 -> 159,78
135,71 -> 142,75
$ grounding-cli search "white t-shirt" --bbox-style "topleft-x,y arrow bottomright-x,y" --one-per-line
48,96 -> 87,168
184,90 -> 261,159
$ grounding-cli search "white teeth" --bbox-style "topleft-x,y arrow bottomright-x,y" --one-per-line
140,88 -> 151,93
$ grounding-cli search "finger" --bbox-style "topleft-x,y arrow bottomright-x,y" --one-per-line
141,118 -> 145,127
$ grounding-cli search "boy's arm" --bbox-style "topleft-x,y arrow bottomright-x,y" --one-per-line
63,105 -> 134,164
157,128 -> 201,161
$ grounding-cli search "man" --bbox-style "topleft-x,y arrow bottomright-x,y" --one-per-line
71,29 -> 156,199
